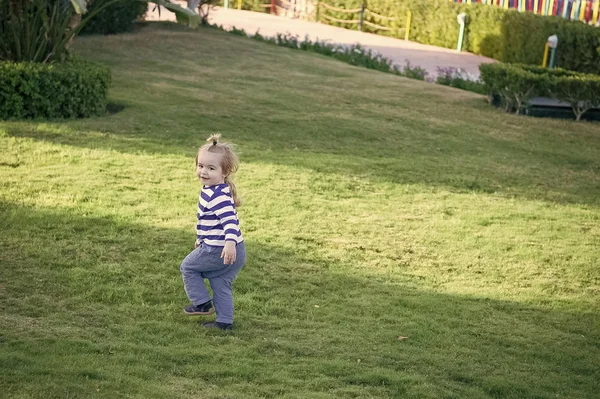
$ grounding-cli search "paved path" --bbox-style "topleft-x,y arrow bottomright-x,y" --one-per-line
146,5 -> 495,78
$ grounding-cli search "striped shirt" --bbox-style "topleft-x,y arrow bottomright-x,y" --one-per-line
196,183 -> 243,247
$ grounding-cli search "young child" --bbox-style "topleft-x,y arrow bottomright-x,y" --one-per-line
180,134 -> 245,331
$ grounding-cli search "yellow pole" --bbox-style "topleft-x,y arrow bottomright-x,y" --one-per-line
540,0 -> 547,14
534,0 -> 539,14
467,0 -> 472,4
542,43 -> 549,67
593,0 -> 600,24
579,0 -> 586,21
571,1 -> 577,19
405,11 -> 412,41
504,0 -> 509,9
548,0 -> 555,15
237,0 -> 242,9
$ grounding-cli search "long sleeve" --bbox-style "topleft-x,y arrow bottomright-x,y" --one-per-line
196,184 -> 243,246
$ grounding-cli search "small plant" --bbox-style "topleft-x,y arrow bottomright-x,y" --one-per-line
276,33 -> 300,49
399,61 -> 428,81
436,67 -> 486,95
228,27 -> 248,36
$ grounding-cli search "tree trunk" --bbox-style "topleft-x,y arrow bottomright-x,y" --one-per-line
572,100 -> 591,121
198,0 -> 211,24
66,13 -> 82,50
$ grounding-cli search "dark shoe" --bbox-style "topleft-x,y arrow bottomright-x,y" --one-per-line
184,301 -> 214,315
202,322 -> 233,330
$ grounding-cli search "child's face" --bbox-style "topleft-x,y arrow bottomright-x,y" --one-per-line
196,150 -> 226,186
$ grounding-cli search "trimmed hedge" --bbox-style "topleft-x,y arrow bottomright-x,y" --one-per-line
479,63 -> 600,120
218,0 -> 270,12
0,59 -> 111,120
310,0 -> 600,75
81,0 -> 148,35
501,12 -> 600,76
436,67 -> 486,94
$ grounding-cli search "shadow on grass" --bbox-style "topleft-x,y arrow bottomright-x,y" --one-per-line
106,102 -> 126,115
1,200 -> 598,398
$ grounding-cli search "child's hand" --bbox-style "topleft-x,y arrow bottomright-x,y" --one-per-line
194,241 -> 200,249
221,241 -> 237,264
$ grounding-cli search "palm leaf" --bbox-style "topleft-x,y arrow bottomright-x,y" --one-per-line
148,0 -> 201,28
70,0 -> 87,14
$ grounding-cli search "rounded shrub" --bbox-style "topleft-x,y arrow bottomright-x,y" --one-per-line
479,62 -> 600,120
0,58 -> 111,120
81,0 -> 148,35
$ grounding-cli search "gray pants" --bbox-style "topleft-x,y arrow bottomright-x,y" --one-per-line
180,242 -> 246,324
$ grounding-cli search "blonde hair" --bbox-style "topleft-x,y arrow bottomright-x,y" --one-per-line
196,134 -> 241,206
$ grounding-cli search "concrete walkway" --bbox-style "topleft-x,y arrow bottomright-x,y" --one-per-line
146,5 -> 495,78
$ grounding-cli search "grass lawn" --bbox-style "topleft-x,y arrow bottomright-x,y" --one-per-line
1,22 -> 599,399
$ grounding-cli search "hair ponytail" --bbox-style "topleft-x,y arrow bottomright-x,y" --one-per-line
224,176 -> 241,207
207,133 -> 221,147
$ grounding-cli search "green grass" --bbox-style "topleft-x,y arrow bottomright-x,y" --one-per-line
1,22 -> 599,399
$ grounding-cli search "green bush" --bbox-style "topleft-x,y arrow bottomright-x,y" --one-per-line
318,1 -> 600,75
480,63 -> 550,113
217,0 -> 270,12
479,62 -> 600,120
436,67 -> 486,95
0,58 -> 111,119
501,12 -> 600,75
547,74 -> 600,121
81,0 -> 148,35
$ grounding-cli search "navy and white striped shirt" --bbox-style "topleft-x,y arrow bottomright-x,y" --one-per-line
196,183 -> 243,247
